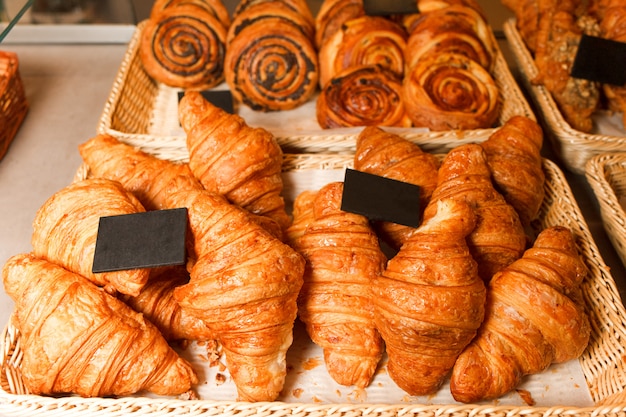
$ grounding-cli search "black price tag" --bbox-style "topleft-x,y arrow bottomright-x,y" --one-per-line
571,34 -> 626,86
178,90 -> 235,113
341,168 -> 421,227
92,208 -> 188,273
363,0 -> 419,15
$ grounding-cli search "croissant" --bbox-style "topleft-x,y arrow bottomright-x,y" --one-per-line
31,178 -> 150,297
450,226 -> 591,403
150,0 -> 231,27
314,0 -> 365,49
481,116 -> 545,228
354,126 -> 440,249
424,144 -> 527,282
372,198 -> 486,396
284,189 -> 318,248
166,188 -> 305,402
316,65 -> 412,129
139,3 -> 228,90
179,91 -> 291,233
318,15 -> 407,89
402,52 -> 501,131
288,182 -> 386,388
600,5 -> 626,127
78,134 -> 203,211
2,253 -> 198,397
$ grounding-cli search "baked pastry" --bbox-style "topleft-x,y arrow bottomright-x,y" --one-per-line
600,4 -> 626,127
372,198 -> 486,396
31,178 -> 149,297
501,0 -> 541,52
78,134 -> 202,211
224,0 -> 318,111
402,52 -> 501,131
481,116 -> 545,228
139,3 -> 228,90
317,65 -> 412,129
354,126 -> 440,249
166,188 -> 305,402
179,91 -> 291,233
314,0 -> 365,49
289,182 -> 386,388
2,253 -> 198,397
450,226 -> 590,403
230,0 -> 315,42
318,15 -> 407,88
150,0 -> 231,27
424,144 -> 527,282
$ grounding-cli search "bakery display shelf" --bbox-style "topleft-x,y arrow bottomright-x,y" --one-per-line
3,152 -> 626,417
97,20 -> 535,155
503,19 -> 626,175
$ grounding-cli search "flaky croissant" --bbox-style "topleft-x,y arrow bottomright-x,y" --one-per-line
288,182 -> 387,388
179,91 -> 291,233
166,188 -> 304,402
372,198 -> 486,396
450,226 -> 590,403
424,144 -> 527,282
31,178 -> 149,297
354,126 -> 440,249
2,253 -> 198,397
78,134 -> 203,211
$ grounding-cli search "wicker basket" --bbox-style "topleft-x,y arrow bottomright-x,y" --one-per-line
3,151 -> 626,416
0,50 -> 28,162
503,19 -> 626,175
97,20 -> 535,154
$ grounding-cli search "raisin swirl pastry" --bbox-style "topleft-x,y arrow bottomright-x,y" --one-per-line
314,0 -> 365,50
139,3 -> 228,90
317,65 -> 412,129
402,52 -> 501,131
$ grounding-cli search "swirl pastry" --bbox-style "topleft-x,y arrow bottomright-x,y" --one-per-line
402,52 -> 501,131
224,1 -> 318,111
314,0 -> 365,49
150,0 -> 231,27
139,4 -> 228,90
317,65 -> 412,129
318,15 -> 408,88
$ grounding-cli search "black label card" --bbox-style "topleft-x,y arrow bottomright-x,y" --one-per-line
92,208 -> 188,273
571,34 -> 626,86
363,0 -> 419,15
341,168 -> 421,227
177,90 -> 234,113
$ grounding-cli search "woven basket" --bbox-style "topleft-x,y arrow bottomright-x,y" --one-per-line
97,20 -> 535,154
0,50 -> 28,162
3,151 -> 626,416
503,19 -> 626,175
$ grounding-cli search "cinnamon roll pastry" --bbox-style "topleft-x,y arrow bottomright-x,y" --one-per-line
318,15 -> 408,88
150,0 -> 231,27
600,5 -> 626,127
140,4 -> 228,90
233,0 -> 314,27
402,52 -> 501,131
314,0 -> 365,49
317,65 -> 412,129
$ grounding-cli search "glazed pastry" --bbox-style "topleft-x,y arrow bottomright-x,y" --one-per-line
224,0 -> 318,111
450,226 -> 590,403
2,253 -> 198,397
481,116 -> 545,228
139,4 -> 228,90
150,0 -> 231,27
354,126 -> 440,249
372,198 -> 486,396
230,0 -> 315,42
31,178 -> 149,297
179,91 -> 291,233
402,52 -> 501,131
318,15 -> 407,88
289,182 -> 387,388
78,134 -> 203,211
424,144 -> 527,282
314,0 -> 365,49
600,5 -> 626,127
166,189 -> 305,402
317,65 -> 412,129
284,189 -> 318,248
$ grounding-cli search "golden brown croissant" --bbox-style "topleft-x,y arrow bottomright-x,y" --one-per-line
78,134 -> 203,211
179,91 -> 291,233
284,189 -> 318,248
424,144 -> 527,282
166,188 -> 305,402
288,182 -> 387,388
31,178 -> 150,297
372,198 -> 486,396
2,253 -> 198,397
402,52 -> 501,131
600,5 -> 626,127
314,0 -> 365,49
354,126 -> 440,249
450,226 -> 590,403
481,116 -> 545,228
